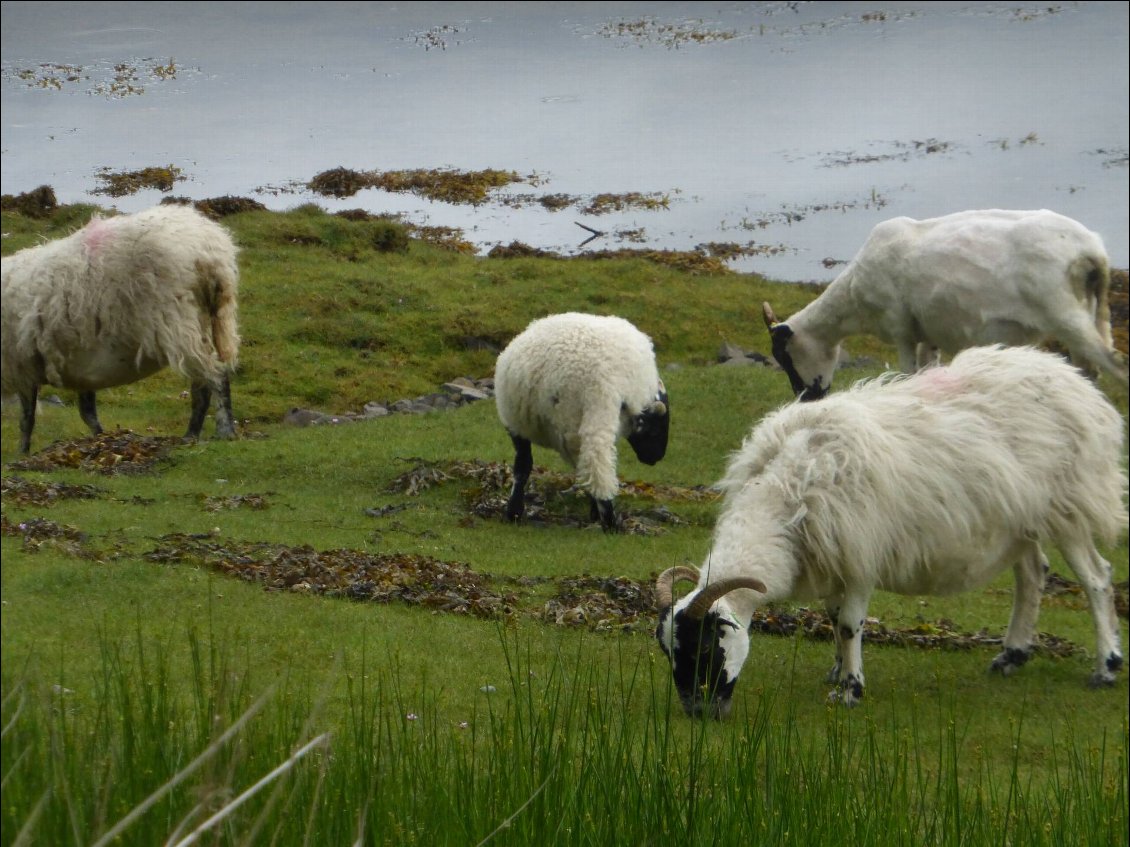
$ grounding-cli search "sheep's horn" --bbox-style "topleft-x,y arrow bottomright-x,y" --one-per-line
648,401 -> 667,417
761,301 -> 780,330
655,565 -> 700,610
685,577 -> 768,620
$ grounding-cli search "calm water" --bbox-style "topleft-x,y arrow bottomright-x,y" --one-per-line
1,1 -> 1127,282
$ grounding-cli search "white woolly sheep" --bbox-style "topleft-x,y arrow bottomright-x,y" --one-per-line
761,209 -> 1128,401
655,345 -> 1127,717
494,312 -> 669,532
1,204 -> 240,453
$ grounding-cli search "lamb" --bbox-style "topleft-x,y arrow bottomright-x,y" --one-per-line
1,204 -> 240,453
655,345 -> 1127,717
494,312 -> 670,532
761,209 -> 1128,401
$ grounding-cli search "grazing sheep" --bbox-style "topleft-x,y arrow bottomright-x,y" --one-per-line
1,204 -> 240,453
494,312 -> 669,531
655,345 -> 1126,717
762,209 -> 1127,400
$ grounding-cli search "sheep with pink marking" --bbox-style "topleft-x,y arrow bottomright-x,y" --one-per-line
1,204 -> 240,452
656,345 -> 1126,717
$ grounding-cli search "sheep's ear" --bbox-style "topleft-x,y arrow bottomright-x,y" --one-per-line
762,302 -> 780,330
647,380 -> 669,416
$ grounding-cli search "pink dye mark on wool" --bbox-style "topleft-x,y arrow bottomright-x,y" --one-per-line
81,217 -> 118,258
912,365 -> 965,399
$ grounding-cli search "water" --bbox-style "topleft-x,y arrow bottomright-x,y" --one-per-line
2,1 -> 1126,282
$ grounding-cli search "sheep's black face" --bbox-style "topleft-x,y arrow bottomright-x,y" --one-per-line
628,386 -> 670,465
769,324 -> 831,402
655,606 -> 746,719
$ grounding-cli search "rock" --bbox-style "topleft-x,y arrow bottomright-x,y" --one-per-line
362,402 -> 390,418
293,375 -> 497,426
284,408 -> 323,427
718,341 -> 748,363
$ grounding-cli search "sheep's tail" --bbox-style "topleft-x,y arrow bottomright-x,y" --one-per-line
198,256 -> 240,370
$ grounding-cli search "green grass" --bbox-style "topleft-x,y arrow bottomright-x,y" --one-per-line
1,204 -> 1127,845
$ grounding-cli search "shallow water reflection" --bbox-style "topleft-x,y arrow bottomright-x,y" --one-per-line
1,1 -> 1126,281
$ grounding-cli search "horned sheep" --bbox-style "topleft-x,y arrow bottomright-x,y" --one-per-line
494,312 -> 670,532
762,209 -> 1128,401
1,204 -> 240,453
656,345 -> 1127,717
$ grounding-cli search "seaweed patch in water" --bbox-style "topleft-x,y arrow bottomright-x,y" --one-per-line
4,59 -> 181,98
308,167 -> 524,205
820,138 -> 957,168
582,192 -> 671,216
599,18 -> 741,49
93,165 -> 186,197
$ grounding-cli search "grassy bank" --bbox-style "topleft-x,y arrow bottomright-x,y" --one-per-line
2,203 -> 1127,845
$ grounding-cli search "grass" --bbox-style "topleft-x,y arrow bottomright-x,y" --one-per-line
1,203 -> 1127,845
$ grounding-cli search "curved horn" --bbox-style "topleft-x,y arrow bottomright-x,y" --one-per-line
761,301 -> 780,330
655,565 -> 700,610
685,577 -> 768,620
647,401 -> 667,417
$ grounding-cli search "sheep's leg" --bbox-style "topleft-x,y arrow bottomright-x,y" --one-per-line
827,591 -> 871,707
185,383 -> 211,440
824,594 -> 845,683
896,340 -> 920,374
990,542 -> 1046,677
1059,538 -> 1123,687
575,418 -> 622,532
213,375 -> 236,439
505,434 -> 533,522
17,387 -> 38,454
590,495 -> 620,533
77,391 -> 103,436
1054,311 -> 1130,384
915,343 -> 940,370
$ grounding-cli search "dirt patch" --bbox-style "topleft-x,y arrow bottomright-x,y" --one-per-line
9,430 -> 183,475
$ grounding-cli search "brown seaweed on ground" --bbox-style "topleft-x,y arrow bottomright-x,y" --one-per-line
9,430 -> 182,475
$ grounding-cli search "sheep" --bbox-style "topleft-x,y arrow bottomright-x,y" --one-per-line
494,312 -> 670,532
1,204 -> 240,453
761,209 -> 1128,401
655,345 -> 1127,717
